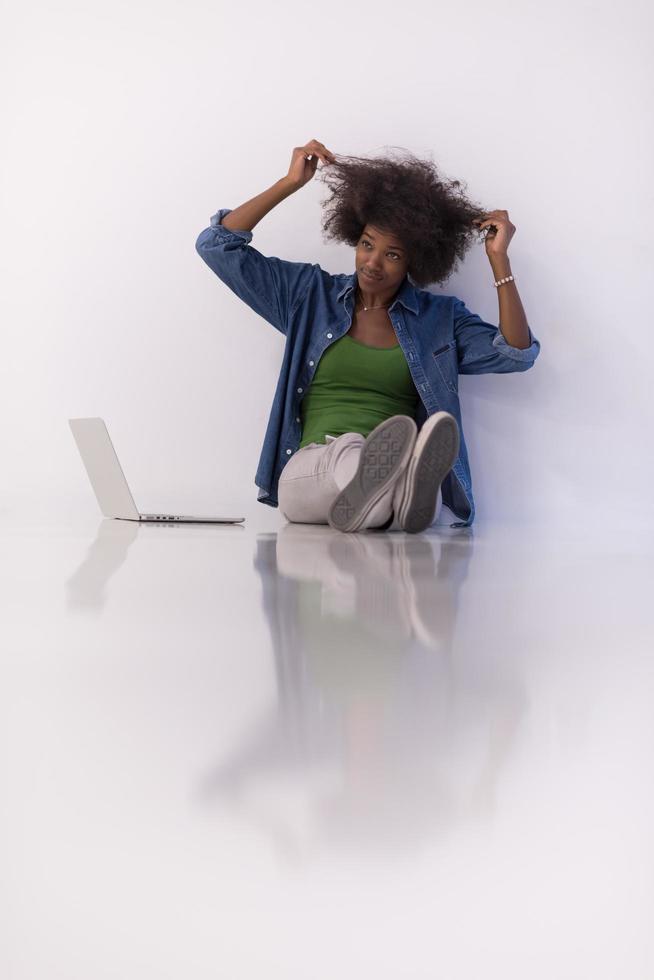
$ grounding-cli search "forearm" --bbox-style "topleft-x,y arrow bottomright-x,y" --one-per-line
489,254 -> 531,350
219,177 -> 298,232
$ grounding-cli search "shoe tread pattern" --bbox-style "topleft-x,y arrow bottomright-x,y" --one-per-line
329,417 -> 415,532
403,417 -> 460,533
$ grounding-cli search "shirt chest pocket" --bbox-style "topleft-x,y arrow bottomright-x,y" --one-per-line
432,339 -> 459,393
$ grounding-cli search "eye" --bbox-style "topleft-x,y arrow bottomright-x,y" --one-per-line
361,240 -> 401,260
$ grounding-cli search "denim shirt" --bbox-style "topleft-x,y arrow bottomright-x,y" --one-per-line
196,208 -> 541,528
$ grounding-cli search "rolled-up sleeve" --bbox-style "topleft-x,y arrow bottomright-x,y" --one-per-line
452,297 -> 541,375
195,208 -> 316,335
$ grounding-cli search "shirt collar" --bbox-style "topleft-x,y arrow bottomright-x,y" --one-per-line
336,272 -> 419,315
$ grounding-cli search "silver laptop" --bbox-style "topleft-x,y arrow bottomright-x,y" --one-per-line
69,417 -> 244,524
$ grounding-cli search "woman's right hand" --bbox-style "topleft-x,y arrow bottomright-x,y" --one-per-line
285,140 -> 337,190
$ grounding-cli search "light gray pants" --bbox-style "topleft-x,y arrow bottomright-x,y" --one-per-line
278,432 -> 443,531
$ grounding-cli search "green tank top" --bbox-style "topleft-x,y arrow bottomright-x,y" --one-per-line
299,333 -> 419,449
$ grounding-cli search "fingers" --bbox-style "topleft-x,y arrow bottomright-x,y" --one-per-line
473,214 -> 511,233
303,139 -> 337,166
473,210 -> 509,224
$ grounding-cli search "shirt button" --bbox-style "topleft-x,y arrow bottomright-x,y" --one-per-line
297,387 -> 303,393
308,360 -> 314,366
326,332 -> 333,339
296,417 -> 301,423
286,449 -> 292,455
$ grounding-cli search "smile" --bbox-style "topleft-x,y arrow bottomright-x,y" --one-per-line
362,271 -> 382,281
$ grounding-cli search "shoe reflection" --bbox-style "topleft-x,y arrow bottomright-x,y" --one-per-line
199,525 -> 527,862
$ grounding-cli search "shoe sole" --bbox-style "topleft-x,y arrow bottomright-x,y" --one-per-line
398,412 -> 460,533
327,416 -> 417,533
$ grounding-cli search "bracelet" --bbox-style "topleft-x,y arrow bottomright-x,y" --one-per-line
493,274 -> 515,288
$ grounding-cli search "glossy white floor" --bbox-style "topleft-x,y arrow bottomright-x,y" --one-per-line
2,498 -> 654,980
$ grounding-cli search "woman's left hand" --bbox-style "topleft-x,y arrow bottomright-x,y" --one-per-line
473,210 -> 515,257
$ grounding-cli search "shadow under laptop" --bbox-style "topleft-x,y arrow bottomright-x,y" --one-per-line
64,518 -> 244,613
197,525 -> 527,862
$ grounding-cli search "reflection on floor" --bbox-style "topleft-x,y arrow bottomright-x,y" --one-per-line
2,509 -> 653,979
199,526 -> 525,859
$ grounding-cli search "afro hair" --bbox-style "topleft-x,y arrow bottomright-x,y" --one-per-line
315,147 -> 489,288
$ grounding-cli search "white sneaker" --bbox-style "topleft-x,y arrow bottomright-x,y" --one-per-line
395,412 -> 460,533
327,415 -> 417,533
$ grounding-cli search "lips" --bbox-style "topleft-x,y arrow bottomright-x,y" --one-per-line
362,271 -> 382,281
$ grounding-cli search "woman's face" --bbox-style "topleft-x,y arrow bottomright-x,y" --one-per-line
355,224 -> 410,293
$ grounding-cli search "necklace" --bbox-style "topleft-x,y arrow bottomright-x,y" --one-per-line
355,287 -> 391,313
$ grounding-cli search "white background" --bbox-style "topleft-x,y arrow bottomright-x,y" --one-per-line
3,6 -> 654,977
1,0 -> 652,528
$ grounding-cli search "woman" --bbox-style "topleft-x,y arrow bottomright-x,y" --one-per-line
196,140 -> 541,532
